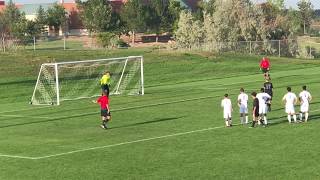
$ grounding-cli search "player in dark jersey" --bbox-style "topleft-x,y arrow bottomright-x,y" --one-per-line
264,78 -> 273,111
250,92 -> 265,128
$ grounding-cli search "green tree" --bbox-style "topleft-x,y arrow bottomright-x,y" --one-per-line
120,0 -> 150,43
267,0 -> 284,10
175,10 -> 203,49
203,0 -> 216,15
47,3 -> 67,35
35,5 -> 48,35
76,0 -> 112,33
1,0 -> 23,35
149,0 -> 182,41
121,0 -> 148,32
298,0 -> 315,34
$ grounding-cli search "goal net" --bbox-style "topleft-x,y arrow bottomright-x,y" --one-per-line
31,56 -> 144,105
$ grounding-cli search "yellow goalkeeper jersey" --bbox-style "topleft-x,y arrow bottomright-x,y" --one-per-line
100,74 -> 111,85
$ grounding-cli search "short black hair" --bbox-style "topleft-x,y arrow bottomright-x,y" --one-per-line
224,94 -> 229,97
240,88 -> 244,92
251,92 -> 257,97
303,85 -> 307,90
260,88 -> 265,92
287,87 -> 291,92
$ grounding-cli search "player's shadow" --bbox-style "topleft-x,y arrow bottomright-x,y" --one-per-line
268,113 -> 320,126
109,116 -> 185,130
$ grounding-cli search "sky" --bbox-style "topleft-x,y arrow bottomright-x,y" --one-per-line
3,0 -> 320,9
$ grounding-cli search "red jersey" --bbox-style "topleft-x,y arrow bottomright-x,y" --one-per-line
260,58 -> 270,69
97,95 -> 109,110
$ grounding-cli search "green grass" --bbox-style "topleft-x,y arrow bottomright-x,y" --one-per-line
1,49 -> 320,179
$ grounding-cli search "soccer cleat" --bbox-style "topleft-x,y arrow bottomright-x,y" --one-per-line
100,125 -> 107,129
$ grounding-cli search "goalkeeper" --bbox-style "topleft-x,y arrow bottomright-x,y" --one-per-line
100,71 -> 111,97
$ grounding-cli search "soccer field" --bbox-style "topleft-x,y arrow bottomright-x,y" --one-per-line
1,49 -> 320,179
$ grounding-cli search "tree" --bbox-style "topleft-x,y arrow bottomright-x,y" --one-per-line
76,0 -> 112,33
120,0 -> 150,43
267,0 -> 284,10
298,0 -> 315,34
47,3 -> 67,35
121,0 -> 148,32
175,10 -> 203,49
149,0 -> 182,41
1,0 -> 23,36
203,0 -> 216,15
35,5 -> 48,35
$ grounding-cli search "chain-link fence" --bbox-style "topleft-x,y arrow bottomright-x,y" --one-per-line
0,35 -> 104,52
1,34 -> 320,59
173,38 -> 320,59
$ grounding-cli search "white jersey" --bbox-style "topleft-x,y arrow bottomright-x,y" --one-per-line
238,93 -> 248,114
256,92 -> 271,106
299,90 -> 311,105
283,92 -> 297,106
238,93 -> 248,107
256,92 -> 271,114
221,98 -> 232,119
299,90 -> 312,112
282,92 -> 297,114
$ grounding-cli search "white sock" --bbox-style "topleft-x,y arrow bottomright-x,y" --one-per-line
264,116 -> 267,125
225,120 -> 229,126
245,116 -> 248,124
305,113 -> 309,122
293,115 -> 297,122
240,117 -> 244,124
288,115 -> 291,123
229,119 -> 232,125
300,113 -> 303,121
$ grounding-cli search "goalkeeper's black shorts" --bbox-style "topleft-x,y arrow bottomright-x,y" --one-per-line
101,85 -> 110,96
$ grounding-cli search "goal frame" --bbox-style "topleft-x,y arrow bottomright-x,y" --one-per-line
31,56 -> 144,106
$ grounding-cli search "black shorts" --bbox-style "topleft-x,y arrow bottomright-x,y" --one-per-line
101,109 -> 110,117
261,68 -> 269,73
254,110 -> 259,117
101,85 -> 110,96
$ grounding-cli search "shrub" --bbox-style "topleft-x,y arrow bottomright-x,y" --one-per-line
96,32 -> 117,48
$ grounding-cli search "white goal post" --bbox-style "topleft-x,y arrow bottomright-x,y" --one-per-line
31,56 -> 144,105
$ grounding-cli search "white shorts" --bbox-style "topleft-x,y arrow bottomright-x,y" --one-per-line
259,104 -> 268,114
285,104 -> 295,114
239,105 -> 248,114
224,111 -> 232,119
300,103 -> 309,113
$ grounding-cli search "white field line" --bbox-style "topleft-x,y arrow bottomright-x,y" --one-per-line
0,154 -> 37,160
0,124 -> 230,160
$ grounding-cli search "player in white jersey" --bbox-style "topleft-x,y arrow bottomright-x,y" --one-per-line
299,85 -> 312,122
256,88 -> 271,125
238,88 -> 249,124
282,87 -> 298,123
221,94 -> 233,127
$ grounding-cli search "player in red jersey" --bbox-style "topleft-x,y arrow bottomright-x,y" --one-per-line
93,91 -> 111,129
260,57 -> 270,79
